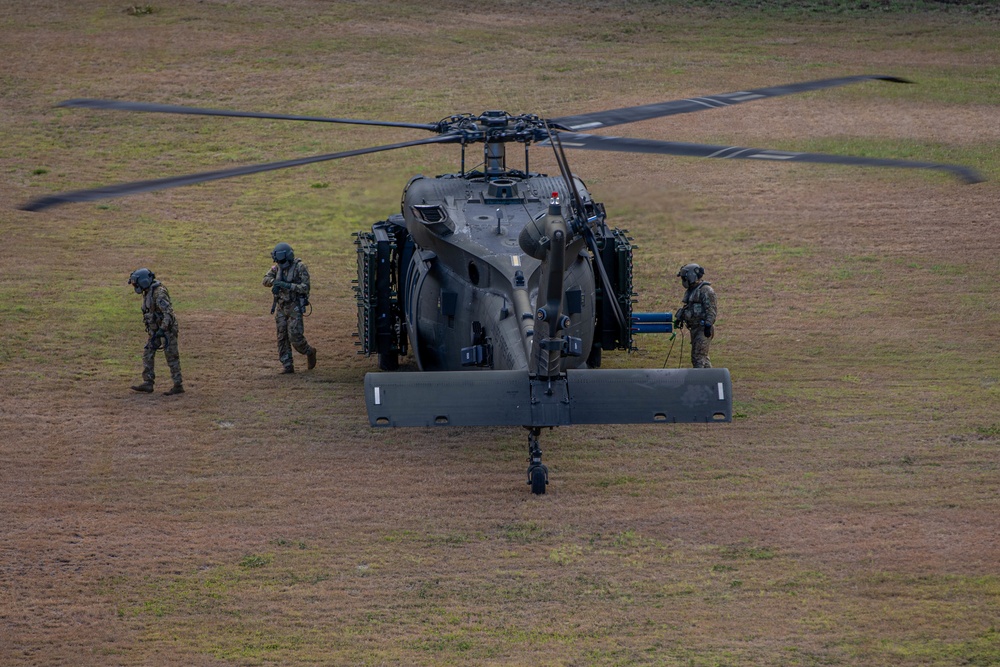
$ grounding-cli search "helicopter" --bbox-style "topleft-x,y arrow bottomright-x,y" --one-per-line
22,74 -> 981,494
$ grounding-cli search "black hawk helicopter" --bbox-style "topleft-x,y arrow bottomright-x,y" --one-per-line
22,75 -> 981,494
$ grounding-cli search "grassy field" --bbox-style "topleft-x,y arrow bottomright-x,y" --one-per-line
2,1 -> 998,665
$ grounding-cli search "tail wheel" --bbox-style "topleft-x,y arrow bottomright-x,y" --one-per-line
529,465 -> 548,495
526,427 -> 548,495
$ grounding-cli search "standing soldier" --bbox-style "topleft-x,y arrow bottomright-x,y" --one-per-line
263,242 -> 316,374
128,268 -> 184,395
673,263 -> 717,369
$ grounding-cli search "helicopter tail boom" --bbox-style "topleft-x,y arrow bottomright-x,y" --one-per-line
364,368 -> 732,428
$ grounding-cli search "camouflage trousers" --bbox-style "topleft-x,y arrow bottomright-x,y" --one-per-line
275,304 -> 313,369
142,325 -> 182,385
688,326 -> 712,369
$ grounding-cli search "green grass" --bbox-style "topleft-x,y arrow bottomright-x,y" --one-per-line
88,525 -> 1000,664
680,0 -> 1000,18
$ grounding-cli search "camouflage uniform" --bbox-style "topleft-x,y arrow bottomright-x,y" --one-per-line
676,281 -> 717,369
141,282 -> 183,386
263,258 -> 314,372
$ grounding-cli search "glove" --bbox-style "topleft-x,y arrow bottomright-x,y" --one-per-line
271,284 -> 281,295
149,329 -> 166,348
704,324 -> 713,338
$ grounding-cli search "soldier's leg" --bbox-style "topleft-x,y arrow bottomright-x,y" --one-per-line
690,328 -> 712,368
287,311 -> 314,357
275,310 -> 294,371
141,337 -> 156,384
164,326 -> 183,386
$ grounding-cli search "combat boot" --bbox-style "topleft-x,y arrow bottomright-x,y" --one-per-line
131,382 -> 154,393
281,365 -> 294,374
307,348 -> 317,370
163,384 -> 184,396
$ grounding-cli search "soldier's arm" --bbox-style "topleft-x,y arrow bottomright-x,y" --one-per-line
263,264 -> 278,287
155,287 -> 175,329
290,263 -> 310,295
702,286 -> 718,326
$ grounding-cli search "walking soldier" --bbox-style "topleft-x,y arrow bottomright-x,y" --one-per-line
263,242 -> 316,374
128,268 -> 184,395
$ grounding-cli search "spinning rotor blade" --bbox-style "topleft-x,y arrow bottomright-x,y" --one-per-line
21,134 -> 461,212
58,98 -> 440,131
548,75 -> 911,131
543,133 -> 983,184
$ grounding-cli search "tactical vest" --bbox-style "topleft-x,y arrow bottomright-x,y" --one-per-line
142,282 -> 167,331
275,259 -> 310,308
681,281 -> 712,322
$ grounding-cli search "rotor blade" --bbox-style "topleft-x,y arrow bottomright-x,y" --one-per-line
548,75 -> 912,131
541,133 -> 984,184
21,134 -> 462,212
58,98 -> 440,131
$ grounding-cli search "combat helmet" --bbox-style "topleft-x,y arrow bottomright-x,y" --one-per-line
272,242 -> 294,267
677,263 -> 705,289
128,268 -> 156,293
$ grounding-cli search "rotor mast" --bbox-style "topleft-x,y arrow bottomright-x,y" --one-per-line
481,110 -> 508,178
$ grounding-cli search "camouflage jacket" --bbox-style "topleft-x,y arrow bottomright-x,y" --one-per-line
141,281 -> 177,333
676,281 -> 717,328
263,258 -> 311,305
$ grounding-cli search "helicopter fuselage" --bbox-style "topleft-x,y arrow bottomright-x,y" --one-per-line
399,171 -> 596,373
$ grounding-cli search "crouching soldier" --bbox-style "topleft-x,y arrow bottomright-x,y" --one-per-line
128,268 -> 184,395
263,242 -> 316,374
673,263 -> 717,369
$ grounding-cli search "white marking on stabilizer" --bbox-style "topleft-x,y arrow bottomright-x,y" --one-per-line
718,382 -> 725,401
374,387 -> 381,405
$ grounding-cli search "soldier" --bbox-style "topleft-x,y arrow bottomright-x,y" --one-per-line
673,263 -> 717,369
128,268 -> 184,395
263,242 -> 316,374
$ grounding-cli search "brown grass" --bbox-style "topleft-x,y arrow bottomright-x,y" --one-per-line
2,1 -> 998,665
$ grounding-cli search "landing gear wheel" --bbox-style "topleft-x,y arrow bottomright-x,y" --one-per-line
526,427 -> 548,495
378,351 -> 399,371
529,464 -> 548,495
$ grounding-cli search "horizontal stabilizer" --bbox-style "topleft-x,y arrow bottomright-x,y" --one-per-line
364,368 -> 731,427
